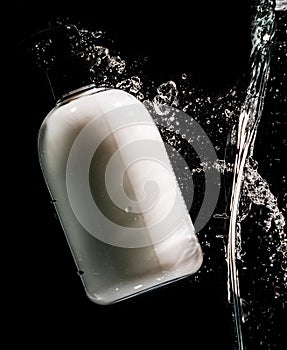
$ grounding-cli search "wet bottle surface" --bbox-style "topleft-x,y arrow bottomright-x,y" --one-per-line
36,25 -> 203,304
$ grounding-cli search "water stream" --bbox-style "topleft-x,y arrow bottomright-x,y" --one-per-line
227,1 -> 276,348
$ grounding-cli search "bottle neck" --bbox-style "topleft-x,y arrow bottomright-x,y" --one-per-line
56,84 -> 106,105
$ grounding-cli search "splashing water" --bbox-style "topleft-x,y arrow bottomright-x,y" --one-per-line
226,0 -> 275,347
226,1 -> 286,349
31,2 -> 286,349
275,0 -> 287,10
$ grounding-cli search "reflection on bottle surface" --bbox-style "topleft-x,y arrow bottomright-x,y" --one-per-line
39,86 -> 203,304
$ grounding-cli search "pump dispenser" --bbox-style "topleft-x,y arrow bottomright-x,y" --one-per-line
34,25 -> 203,304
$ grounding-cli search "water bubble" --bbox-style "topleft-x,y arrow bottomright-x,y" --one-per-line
92,30 -> 103,39
124,206 -> 132,213
108,56 -> 126,74
242,159 -> 286,234
157,80 -> 177,96
31,38 -> 55,69
224,109 -> 232,119
153,95 -> 170,116
137,92 -> 144,100
155,81 -> 178,107
95,46 -> 109,58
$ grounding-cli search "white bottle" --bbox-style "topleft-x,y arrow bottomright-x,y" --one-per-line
37,26 -> 203,304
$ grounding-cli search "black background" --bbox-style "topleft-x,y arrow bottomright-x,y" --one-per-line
10,1 -> 286,349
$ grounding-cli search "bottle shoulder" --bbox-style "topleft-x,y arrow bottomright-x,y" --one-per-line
38,88 -> 145,143
44,88 -> 140,121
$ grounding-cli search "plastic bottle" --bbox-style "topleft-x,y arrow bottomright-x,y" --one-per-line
35,25 -> 203,304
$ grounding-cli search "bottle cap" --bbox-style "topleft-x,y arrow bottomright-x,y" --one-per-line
19,25 -> 94,101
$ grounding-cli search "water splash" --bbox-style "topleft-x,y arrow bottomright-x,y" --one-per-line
242,158 -> 286,235
275,0 -> 287,10
226,1 -> 286,349
226,0 -> 275,347
30,2 -> 286,348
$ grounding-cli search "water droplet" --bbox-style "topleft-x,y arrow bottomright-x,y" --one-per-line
92,30 -> 103,38
108,56 -> 126,74
153,95 -> 170,116
214,213 -> 230,219
137,92 -> 144,100
155,81 -> 178,108
125,206 -> 132,213
241,299 -> 250,323
263,33 -> 270,42
224,109 -> 232,118
182,73 -> 187,80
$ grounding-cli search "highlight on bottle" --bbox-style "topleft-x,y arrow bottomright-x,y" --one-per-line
66,102 -> 221,248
